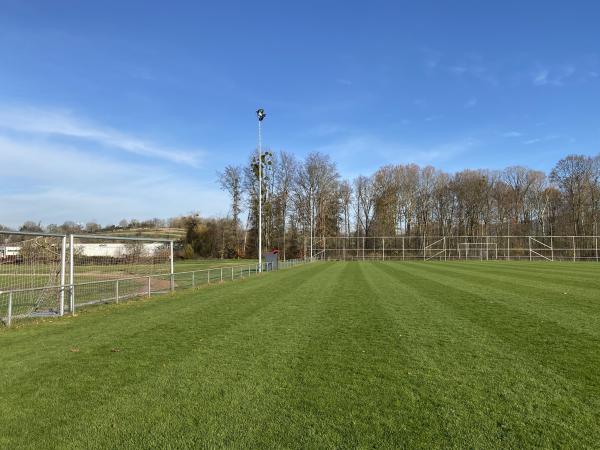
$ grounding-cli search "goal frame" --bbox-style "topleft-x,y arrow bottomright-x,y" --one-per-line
457,242 -> 498,260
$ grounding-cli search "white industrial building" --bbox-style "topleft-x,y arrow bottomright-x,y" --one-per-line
0,243 -> 165,258
74,243 -> 166,257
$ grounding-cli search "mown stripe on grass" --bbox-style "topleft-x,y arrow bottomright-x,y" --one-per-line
371,261 -> 600,447
401,262 -> 600,337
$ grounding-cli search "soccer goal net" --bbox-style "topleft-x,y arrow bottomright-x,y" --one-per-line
458,242 -> 498,260
0,231 -> 66,319
1,232 -> 174,323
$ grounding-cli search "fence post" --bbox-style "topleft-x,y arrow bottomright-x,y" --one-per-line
115,280 -> 119,304
550,236 -> 554,262
208,270 -> 211,284
169,241 -> 174,292
573,236 -> 576,262
192,271 -> 195,288
382,238 -> 385,261
508,236 -> 511,261
596,236 -> 598,262
148,276 -> 151,298
59,235 -> 66,316
529,236 -> 532,261
402,237 -> 405,261
7,292 -> 12,327
232,267 -> 234,281
69,234 -> 74,313
221,267 -> 223,283
443,237 -> 447,261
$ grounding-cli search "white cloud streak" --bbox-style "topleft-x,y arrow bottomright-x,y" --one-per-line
0,105 -> 202,166
532,65 -> 576,86
465,98 -> 478,108
313,133 -> 478,177
0,135 -> 226,227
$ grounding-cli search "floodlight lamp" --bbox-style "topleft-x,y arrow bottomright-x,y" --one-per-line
256,108 -> 266,121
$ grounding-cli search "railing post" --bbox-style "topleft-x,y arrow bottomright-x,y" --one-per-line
443,237 -> 447,261
7,292 -> 12,327
529,236 -> 532,261
402,237 -> 405,261
573,236 -> 576,262
69,234 -> 74,313
192,271 -> 195,288
115,280 -> 120,304
59,235 -> 66,316
382,238 -> 385,261
550,236 -> 554,262
596,236 -> 599,262
508,236 -> 511,261
169,241 -> 174,292
148,276 -> 151,298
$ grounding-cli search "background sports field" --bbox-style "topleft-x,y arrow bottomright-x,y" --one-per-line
1,261 -> 599,448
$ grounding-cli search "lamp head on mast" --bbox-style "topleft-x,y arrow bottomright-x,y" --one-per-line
256,108 -> 266,122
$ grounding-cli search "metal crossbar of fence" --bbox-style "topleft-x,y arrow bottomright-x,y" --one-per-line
314,235 -> 600,262
1,258 -> 308,326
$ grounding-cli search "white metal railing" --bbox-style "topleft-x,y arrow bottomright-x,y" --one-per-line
314,235 -> 600,262
0,258 -> 310,326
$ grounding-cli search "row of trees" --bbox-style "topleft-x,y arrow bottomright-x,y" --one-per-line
218,151 -> 600,259
4,151 -> 598,260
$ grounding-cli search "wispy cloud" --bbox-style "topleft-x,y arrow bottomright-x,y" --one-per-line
0,105 -> 202,165
465,98 -> 478,108
422,50 -> 498,85
336,78 -> 353,86
530,61 -> 600,87
312,132 -> 478,176
0,135 -> 225,227
532,65 -> 576,86
502,131 -> 523,138
522,135 -> 561,145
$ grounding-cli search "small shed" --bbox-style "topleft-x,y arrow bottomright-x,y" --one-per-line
264,250 -> 279,271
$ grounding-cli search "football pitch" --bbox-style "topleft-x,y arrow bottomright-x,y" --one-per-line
1,261 -> 599,448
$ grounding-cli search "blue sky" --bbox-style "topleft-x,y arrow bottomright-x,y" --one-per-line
1,0 -> 599,227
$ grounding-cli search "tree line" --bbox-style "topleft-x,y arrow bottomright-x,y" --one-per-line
217,151 -> 600,259
4,151 -> 599,260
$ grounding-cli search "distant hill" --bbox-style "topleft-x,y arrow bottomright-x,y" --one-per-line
99,227 -> 185,240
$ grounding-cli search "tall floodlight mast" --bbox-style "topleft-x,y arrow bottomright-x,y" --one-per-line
256,108 -> 266,272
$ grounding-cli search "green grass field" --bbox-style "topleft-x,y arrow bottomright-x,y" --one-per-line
1,261 -> 599,448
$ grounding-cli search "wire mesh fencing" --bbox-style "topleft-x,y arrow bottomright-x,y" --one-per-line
315,235 -> 600,261
1,257 -> 309,326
